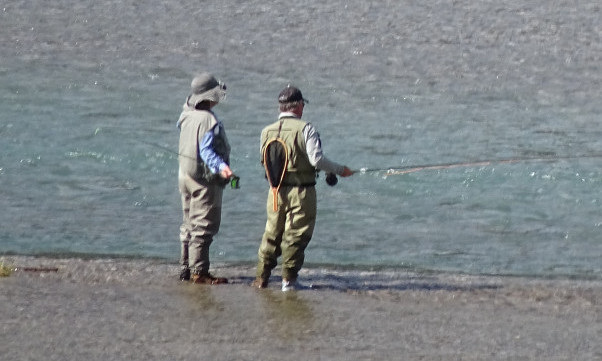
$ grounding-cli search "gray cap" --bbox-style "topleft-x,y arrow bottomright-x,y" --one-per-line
187,72 -> 226,107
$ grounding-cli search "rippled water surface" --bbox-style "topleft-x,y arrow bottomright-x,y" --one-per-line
1,0 -> 601,278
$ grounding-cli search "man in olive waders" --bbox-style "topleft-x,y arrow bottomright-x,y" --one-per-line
177,72 -> 233,284
252,86 -> 354,291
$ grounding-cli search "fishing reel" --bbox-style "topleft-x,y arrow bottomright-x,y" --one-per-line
325,173 -> 338,186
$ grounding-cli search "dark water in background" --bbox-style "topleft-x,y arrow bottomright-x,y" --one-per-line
1,0 -> 601,278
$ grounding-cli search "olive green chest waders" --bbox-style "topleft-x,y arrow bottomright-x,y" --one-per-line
256,118 -> 317,283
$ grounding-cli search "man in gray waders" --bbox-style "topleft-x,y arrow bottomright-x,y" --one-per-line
177,73 -> 233,284
253,86 -> 354,291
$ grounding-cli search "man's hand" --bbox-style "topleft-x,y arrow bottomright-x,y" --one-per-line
220,165 -> 234,180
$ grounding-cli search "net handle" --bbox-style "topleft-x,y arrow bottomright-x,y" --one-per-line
263,138 -> 289,212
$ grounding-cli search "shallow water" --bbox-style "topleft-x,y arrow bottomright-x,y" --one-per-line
1,256 -> 601,361
1,0 -> 601,279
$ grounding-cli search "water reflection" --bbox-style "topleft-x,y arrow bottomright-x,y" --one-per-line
256,290 -> 315,341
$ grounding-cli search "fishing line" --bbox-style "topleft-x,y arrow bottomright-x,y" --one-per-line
356,154 -> 602,176
137,135 -> 602,183
136,139 -> 186,159
136,139 -> 240,188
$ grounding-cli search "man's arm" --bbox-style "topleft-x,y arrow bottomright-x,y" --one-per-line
199,126 -> 233,179
303,124 -> 353,177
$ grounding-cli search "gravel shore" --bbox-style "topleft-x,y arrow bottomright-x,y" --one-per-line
1,256 -> 600,361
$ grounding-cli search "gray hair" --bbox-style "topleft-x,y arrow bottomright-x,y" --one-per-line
279,100 -> 303,112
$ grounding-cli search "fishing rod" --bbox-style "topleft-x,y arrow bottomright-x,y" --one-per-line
137,139 -> 241,189
355,153 -> 602,176
140,135 -> 602,184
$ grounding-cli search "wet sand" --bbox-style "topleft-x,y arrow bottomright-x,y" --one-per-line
1,256 -> 601,361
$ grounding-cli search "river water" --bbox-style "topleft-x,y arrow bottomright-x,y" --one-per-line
1,0 -> 601,279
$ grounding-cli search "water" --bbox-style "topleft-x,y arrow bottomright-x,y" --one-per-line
1,0 -> 601,279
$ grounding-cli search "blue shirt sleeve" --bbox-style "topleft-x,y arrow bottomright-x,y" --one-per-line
199,125 -> 228,174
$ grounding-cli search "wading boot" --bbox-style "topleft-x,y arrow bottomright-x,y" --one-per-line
281,278 -> 300,292
251,277 -> 268,289
179,267 -> 191,281
192,273 -> 228,285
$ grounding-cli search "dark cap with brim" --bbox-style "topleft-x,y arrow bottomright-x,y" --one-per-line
278,86 -> 308,104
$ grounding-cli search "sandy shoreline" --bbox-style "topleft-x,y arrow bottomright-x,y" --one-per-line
1,256 -> 601,361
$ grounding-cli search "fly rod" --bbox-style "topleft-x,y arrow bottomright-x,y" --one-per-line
356,153 -> 602,176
